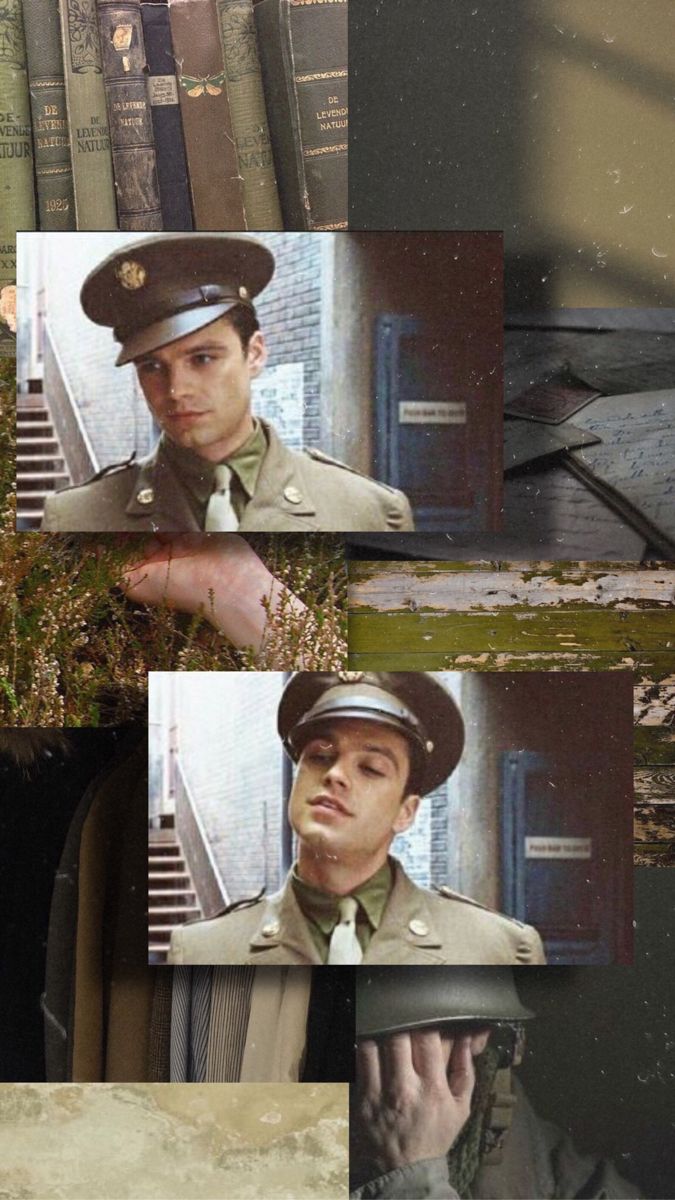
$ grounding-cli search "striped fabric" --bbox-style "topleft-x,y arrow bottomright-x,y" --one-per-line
170,966 -> 214,1082
170,965 -> 255,1083
169,966 -> 312,1082
206,967 -> 256,1082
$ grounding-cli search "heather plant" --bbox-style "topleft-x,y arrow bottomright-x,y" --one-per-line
1,359 -> 346,726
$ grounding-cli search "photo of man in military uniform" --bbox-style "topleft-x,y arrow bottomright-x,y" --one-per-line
350,967 -> 642,1200
36,234 -> 414,534
166,671 -> 546,967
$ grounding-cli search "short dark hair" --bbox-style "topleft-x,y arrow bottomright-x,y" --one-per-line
224,302 -> 260,351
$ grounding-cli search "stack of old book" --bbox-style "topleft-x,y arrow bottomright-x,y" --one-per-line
1,0 -> 347,240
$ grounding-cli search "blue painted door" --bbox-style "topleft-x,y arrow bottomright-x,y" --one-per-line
374,314 -> 501,531
501,750 -> 615,964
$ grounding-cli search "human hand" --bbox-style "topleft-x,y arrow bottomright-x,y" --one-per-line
353,1028 -> 489,1177
121,532 -> 292,652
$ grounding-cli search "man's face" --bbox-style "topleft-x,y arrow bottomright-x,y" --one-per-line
288,718 -> 420,868
134,316 -> 266,462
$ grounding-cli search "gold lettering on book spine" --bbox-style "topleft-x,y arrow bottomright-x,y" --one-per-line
295,70 -> 347,82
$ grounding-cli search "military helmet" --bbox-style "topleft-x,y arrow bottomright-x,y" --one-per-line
356,967 -> 534,1039
278,671 -> 465,795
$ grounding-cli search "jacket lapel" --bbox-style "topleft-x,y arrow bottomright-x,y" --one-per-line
124,442 -> 201,531
364,861 -> 447,965
246,876 -> 323,965
239,422 -> 321,531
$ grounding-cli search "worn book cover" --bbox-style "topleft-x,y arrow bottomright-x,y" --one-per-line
96,0 -> 162,229
58,0 -> 117,229
168,0 -> 246,230
216,0 -> 283,230
141,0 -> 193,229
0,0 -> 35,354
23,0 -> 76,230
255,0 -> 347,230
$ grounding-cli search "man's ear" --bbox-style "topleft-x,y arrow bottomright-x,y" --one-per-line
246,330 -> 267,377
392,793 -> 420,835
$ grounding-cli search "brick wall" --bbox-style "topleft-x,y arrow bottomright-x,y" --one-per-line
253,232 -> 325,448
391,671 -> 463,889
172,673 -> 287,899
37,231 -> 328,470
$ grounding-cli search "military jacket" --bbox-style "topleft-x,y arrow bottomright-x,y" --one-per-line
167,859 -> 546,967
351,1079 -> 642,1200
40,420 -> 414,533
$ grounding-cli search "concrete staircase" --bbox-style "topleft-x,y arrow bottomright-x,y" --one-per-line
16,403 -> 70,530
148,829 -> 202,965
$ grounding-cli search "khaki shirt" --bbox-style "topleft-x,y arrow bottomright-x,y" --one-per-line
159,419 -> 267,524
40,419 -> 415,533
167,858 -> 546,967
291,860 -> 393,959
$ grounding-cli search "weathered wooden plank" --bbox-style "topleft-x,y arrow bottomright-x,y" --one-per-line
634,685 -> 675,726
634,805 -> 675,841
349,566 -> 675,613
634,768 -> 675,803
349,561 -> 675,580
348,611 -> 675,654
634,844 -> 675,866
634,727 -> 675,765
347,651 -> 675,680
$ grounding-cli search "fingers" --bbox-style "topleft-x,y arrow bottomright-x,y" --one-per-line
380,1031 -> 414,1094
356,1039 -> 381,1102
447,1035 -> 475,1102
470,1029 -> 491,1057
410,1028 -> 451,1090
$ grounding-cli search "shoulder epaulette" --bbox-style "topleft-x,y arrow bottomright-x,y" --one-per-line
304,447 -> 400,494
55,453 -> 138,494
434,885 -> 528,929
183,887 -> 265,926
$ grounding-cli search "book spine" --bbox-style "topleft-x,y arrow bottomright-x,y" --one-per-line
254,0 -> 347,231
23,0 -> 76,230
168,0 -> 246,231
140,1 -> 193,230
95,0 -> 163,230
0,0 -> 36,353
58,0 -> 118,229
215,0 -> 283,230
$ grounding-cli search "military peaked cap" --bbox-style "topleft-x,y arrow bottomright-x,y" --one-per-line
278,671 -> 465,795
80,234 -> 275,366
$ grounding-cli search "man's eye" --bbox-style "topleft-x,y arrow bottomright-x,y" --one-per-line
307,750 -> 333,764
361,763 -> 385,778
192,353 -> 214,366
137,361 -> 161,374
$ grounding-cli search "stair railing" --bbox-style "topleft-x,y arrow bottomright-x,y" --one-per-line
44,322 -> 99,484
175,757 -> 229,917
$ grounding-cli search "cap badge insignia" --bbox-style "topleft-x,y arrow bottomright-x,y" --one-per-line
136,487 -> 154,505
238,286 -> 249,301
338,671 -> 365,683
116,260 -> 147,291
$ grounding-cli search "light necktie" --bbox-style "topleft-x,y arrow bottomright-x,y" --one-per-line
204,464 -> 239,531
327,896 -> 363,965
